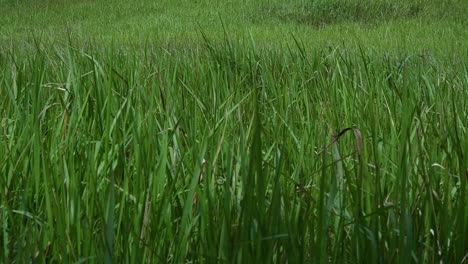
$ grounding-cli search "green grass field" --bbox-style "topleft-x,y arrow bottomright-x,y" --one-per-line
1,0 -> 467,263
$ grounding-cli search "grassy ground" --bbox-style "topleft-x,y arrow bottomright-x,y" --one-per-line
1,0 -> 467,56
0,0 -> 467,263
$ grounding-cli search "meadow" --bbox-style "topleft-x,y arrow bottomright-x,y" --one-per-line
0,0 -> 467,263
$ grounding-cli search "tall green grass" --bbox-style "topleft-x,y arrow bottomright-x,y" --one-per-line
0,37 -> 467,263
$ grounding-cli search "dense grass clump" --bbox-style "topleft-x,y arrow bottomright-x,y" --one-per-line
257,0 -> 423,27
1,38 -> 467,263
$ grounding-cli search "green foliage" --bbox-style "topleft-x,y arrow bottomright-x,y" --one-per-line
0,0 -> 467,262
0,36 -> 466,262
